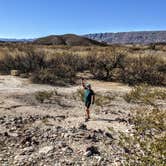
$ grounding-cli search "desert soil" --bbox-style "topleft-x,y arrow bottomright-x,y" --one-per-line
0,75 -> 138,165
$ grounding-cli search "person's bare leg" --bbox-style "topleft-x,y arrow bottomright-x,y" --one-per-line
86,108 -> 90,119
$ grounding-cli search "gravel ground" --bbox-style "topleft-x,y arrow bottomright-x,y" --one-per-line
0,75 -> 143,165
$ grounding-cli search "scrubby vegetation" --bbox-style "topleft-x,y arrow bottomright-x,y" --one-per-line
35,91 -> 54,103
31,65 -> 76,86
119,108 -> 166,165
120,55 -> 166,86
119,108 -> 166,166
0,43 -> 165,165
124,84 -> 166,106
0,43 -> 165,86
120,85 -> 166,165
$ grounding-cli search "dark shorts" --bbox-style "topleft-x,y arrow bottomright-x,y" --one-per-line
85,101 -> 91,108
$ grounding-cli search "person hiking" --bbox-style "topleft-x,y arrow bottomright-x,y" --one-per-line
81,78 -> 95,121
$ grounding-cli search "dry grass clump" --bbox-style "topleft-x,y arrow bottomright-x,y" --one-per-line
35,90 -> 55,103
124,84 -> 166,106
94,93 -> 114,106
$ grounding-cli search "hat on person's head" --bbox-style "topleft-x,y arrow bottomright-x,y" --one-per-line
86,83 -> 91,88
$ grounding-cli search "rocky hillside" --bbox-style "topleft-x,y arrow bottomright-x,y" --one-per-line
34,34 -> 106,46
85,31 -> 166,44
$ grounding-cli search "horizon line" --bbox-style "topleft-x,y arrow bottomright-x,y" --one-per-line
1,29 -> 166,40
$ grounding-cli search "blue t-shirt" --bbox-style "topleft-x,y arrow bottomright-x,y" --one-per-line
84,89 -> 94,103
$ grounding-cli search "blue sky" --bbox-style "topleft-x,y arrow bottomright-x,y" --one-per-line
0,0 -> 166,38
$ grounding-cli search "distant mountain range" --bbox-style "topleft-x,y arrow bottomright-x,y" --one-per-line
1,31 -> 166,45
85,31 -> 166,44
0,38 -> 34,42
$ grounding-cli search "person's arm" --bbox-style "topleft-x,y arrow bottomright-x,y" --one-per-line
91,90 -> 95,104
81,78 -> 86,89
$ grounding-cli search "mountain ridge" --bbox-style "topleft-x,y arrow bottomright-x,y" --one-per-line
85,30 -> 166,44
0,38 -> 34,42
33,34 -> 106,46
1,30 -> 166,45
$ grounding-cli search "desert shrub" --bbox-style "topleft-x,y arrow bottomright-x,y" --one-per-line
119,108 -> 166,166
0,49 -> 46,74
87,52 -> 125,80
120,56 -> 166,86
124,84 -> 166,106
15,51 -> 46,73
35,91 -> 54,103
0,54 -> 16,73
158,63 -> 166,73
31,64 -> 76,86
94,93 -> 114,106
47,53 -> 87,72
120,84 -> 166,165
